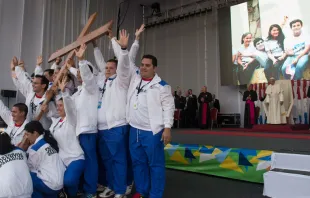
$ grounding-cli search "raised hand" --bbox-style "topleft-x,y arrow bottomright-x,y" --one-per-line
55,57 -> 62,65
37,55 -> 43,66
107,29 -> 113,39
11,56 -> 18,71
92,40 -> 97,48
118,29 -> 129,49
75,43 -> 87,61
135,24 -> 145,40
18,60 -> 25,71
59,74 -> 68,92
66,58 -> 75,70
41,103 -> 49,113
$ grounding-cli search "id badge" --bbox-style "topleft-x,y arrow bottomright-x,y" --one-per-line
133,102 -> 138,110
98,101 -> 102,109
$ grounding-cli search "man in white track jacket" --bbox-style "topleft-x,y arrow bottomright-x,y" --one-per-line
94,30 -> 131,198
126,52 -> 175,198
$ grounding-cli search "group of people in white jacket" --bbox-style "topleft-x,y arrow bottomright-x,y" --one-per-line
0,24 -> 174,198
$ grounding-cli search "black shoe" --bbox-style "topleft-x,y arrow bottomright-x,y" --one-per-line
58,189 -> 68,198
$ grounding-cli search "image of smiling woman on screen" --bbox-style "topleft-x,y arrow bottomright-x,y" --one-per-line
264,24 -> 286,80
237,32 -> 258,85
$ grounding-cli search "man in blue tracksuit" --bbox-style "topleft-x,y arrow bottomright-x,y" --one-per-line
95,30 -> 131,198
126,52 -> 175,197
67,44 -> 99,198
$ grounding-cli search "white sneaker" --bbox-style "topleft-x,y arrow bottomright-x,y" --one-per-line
97,184 -> 106,192
99,187 -> 115,198
114,194 -> 126,198
125,183 -> 133,195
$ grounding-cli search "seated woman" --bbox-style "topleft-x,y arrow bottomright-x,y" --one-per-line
48,76 -> 85,197
237,32 -> 259,85
23,121 -> 65,198
264,24 -> 286,80
0,132 -> 33,198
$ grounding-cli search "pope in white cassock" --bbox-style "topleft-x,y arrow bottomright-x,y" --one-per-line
264,77 -> 286,124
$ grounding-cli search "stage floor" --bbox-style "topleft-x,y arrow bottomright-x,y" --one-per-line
172,128 -> 310,154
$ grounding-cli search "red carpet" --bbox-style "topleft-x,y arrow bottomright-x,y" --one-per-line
221,124 -> 310,134
179,130 -> 310,140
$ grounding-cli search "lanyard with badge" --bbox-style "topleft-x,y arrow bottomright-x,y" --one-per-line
10,126 -> 21,139
51,119 -> 65,134
133,79 -> 152,109
98,76 -> 116,109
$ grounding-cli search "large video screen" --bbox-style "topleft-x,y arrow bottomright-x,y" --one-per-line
230,0 -> 310,85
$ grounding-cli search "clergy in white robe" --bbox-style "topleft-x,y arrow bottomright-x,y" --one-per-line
264,78 -> 286,124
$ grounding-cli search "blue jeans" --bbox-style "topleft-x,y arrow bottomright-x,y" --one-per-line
129,126 -> 165,198
282,55 -> 309,80
98,125 -> 128,194
64,159 -> 85,196
79,133 -> 98,194
31,172 -> 59,198
263,58 -> 282,80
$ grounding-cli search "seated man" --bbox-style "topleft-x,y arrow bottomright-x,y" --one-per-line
282,19 -> 310,80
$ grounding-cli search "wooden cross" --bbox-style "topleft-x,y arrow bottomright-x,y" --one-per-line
35,13 -> 113,121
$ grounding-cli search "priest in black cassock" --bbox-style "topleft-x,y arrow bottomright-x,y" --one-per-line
198,86 -> 212,129
243,84 -> 258,128
184,89 -> 198,128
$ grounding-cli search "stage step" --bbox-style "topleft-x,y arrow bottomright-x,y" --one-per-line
263,170 -> 310,198
271,152 -> 310,172
263,153 -> 310,198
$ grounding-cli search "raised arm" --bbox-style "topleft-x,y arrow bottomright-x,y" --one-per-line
129,24 -> 145,66
75,44 -> 97,95
116,29 -> 131,88
51,57 -> 62,70
34,55 -> 44,75
59,76 -> 77,127
92,40 -> 106,73
111,37 -> 122,59
0,99 -> 13,125
13,57 -> 33,97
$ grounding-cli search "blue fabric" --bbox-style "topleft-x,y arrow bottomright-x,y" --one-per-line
64,159 -> 85,196
159,80 -> 168,86
98,125 -> 128,194
129,126 -> 165,198
97,141 -> 107,187
31,139 -> 46,151
31,172 -> 59,198
79,133 -> 98,194
125,125 -> 134,186
282,55 -> 309,80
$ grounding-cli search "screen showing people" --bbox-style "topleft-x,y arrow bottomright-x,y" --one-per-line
230,0 -> 310,85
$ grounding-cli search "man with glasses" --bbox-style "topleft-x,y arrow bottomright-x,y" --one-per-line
11,57 -> 57,130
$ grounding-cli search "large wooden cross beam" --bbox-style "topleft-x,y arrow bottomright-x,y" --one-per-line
48,20 -> 113,62
35,13 -> 113,121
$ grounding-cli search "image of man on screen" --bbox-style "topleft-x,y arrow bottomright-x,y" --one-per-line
240,38 -> 272,79
282,19 -> 310,80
